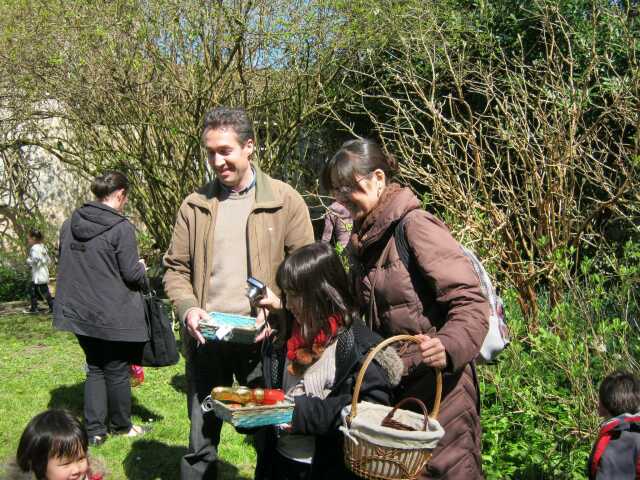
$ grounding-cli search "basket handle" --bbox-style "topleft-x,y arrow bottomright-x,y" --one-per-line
381,397 -> 430,431
348,334 -> 442,424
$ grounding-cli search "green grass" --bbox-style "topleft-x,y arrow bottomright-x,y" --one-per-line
0,313 -> 256,479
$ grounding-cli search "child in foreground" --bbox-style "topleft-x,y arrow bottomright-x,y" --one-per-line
255,242 -> 402,480
13,409 -> 104,480
588,371 -> 640,480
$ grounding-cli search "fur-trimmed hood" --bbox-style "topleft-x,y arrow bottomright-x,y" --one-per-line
332,318 -> 403,390
372,343 -> 403,387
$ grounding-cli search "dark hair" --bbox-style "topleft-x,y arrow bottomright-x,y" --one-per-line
16,409 -> 88,480
90,171 -> 129,200
28,229 -> 43,242
321,138 -> 398,192
599,371 -> 640,417
276,242 -> 357,343
202,107 -> 254,145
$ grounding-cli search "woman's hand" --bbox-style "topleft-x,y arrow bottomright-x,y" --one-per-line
417,334 -> 447,369
276,422 -> 292,432
254,287 -> 281,342
257,287 -> 281,312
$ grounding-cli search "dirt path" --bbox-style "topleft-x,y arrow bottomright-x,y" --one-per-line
0,300 -> 47,316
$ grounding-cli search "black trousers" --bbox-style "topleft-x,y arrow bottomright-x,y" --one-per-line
76,335 -> 143,437
180,338 -> 261,480
29,282 -> 53,311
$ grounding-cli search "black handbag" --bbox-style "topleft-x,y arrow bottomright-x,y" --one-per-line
140,280 -> 180,367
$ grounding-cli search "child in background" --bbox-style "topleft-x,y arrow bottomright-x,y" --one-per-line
320,201 -> 353,249
14,409 -> 105,480
24,229 -> 54,314
255,242 -> 402,480
588,371 -> 640,480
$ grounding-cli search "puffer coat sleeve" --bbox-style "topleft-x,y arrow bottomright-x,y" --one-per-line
402,211 -> 489,372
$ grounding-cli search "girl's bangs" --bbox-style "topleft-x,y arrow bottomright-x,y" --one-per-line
49,434 -> 86,461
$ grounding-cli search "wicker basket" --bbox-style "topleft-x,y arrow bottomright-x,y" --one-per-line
342,335 -> 443,480
199,312 -> 263,344
201,395 -> 294,429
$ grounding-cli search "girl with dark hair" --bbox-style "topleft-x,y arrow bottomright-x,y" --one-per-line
13,409 -> 104,480
53,171 -> 148,446
323,139 -> 490,479
254,242 -> 402,480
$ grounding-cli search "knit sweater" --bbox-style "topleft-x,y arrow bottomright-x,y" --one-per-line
277,341 -> 340,462
205,187 -> 255,315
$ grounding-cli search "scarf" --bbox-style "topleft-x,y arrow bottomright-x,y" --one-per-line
286,314 -> 342,376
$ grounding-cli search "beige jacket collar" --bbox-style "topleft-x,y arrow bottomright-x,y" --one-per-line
186,163 -> 284,212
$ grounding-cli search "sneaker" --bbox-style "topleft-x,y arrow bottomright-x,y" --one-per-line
88,435 -> 106,446
21,309 -> 38,314
112,424 -> 150,437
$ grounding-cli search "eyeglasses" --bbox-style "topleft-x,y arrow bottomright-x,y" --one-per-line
333,175 -> 371,197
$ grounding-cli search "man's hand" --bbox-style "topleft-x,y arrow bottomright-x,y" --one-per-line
185,308 -> 208,345
417,334 -> 447,369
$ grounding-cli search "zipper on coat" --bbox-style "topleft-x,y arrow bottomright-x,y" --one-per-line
201,207 -> 215,311
246,207 -> 256,316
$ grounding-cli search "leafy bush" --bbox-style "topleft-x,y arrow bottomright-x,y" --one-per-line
480,242 -> 640,478
0,262 -> 30,302
331,0 -> 640,316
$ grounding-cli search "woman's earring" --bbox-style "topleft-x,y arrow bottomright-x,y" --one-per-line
377,185 -> 382,198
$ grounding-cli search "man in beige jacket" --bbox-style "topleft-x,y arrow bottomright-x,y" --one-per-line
163,107 -> 314,480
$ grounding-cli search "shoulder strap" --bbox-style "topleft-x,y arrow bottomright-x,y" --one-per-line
591,419 -> 622,478
591,431 -> 614,478
397,210 -> 501,318
393,210 -> 429,292
590,417 -> 640,479
367,234 -> 395,330
394,214 -> 412,269
394,210 -> 432,322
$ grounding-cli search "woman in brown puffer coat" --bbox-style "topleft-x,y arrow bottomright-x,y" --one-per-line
322,139 -> 490,479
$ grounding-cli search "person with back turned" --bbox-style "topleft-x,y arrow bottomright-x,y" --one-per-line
588,371 -> 640,480
54,171 -> 148,447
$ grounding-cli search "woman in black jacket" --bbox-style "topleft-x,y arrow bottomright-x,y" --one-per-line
254,242 -> 402,480
54,171 -> 148,445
